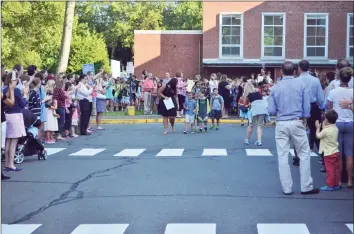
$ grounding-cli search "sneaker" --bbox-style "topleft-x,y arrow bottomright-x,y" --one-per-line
244,139 -> 250,145
333,186 -> 341,190
320,186 -> 334,191
191,131 -> 195,134
204,126 -> 207,131
241,123 -> 244,127
216,126 -> 219,130
183,131 -> 188,134
210,125 -> 215,130
198,128 -> 203,133
255,140 -> 262,146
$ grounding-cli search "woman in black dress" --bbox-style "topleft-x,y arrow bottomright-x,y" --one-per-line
158,78 -> 179,135
218,74 -> 232,118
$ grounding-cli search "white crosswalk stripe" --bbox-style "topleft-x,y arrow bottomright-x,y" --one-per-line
70,224 -> 129,234
164,223 -> 216,234
43,147 -> 325,158
45,148 -> 66,156
156,149 -> 185,156
114,149 -> 146,157
289,149 -> 318,157
246,149 -> 273,156
257,223 -> 310,234
69,148 -> 106,156
2,223 -> 351,233
202,149 -> 227,156
347,223 -> 354,233
2,224 -> 42,234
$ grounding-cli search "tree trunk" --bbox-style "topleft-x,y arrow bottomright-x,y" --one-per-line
57,1 -> 76,75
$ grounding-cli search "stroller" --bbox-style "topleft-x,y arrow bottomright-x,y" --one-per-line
13,109 -> 47,164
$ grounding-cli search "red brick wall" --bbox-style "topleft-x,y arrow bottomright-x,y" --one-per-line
203,1 -> 354,59
134,32 -> 203,79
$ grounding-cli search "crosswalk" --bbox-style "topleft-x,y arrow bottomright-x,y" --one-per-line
43,147 -> 321,158
2,223 -> 353,234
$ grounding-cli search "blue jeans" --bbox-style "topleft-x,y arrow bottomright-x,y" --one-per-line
336,122 -> 353,157
56,107 -> 66,133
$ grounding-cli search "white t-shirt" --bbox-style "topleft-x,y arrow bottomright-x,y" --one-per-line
327,87 -> 353,122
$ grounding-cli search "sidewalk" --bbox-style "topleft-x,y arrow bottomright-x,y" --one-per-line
94,115 -> 275,124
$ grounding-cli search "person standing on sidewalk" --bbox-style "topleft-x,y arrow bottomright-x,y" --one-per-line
268,61 -> 320,195
143,73 -> 154,115
297,60 -> 324,153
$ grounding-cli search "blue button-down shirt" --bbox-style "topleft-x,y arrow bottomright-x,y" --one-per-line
268,76 -> 310,121
298,72 -> 324,105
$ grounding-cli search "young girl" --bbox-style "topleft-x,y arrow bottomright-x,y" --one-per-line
238,94 -> 250,127
64,82 -> 74,138
71,100 -> 79,137
43,81 -> 59,144
135,80 -> 142,110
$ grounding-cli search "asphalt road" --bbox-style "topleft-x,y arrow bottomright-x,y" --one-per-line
1,124 -> 353,234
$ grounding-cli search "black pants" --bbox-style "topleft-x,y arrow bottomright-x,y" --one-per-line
307,102 -> 322,151
64,107 -> 73,131
79,99 -> 90,134
178,94 -> 185,111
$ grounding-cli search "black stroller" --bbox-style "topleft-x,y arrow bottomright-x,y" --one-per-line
13,109 -> 47,164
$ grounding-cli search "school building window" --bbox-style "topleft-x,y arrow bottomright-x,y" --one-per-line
219,13 -> 243,58
304,13 -> 328,58
261,13 -> 286,58
347,13 -> 354,58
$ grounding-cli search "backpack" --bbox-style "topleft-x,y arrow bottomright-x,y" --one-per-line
121,88 -> 128,97
211,96 -> 222,106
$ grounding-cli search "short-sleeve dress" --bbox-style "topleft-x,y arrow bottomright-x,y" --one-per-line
158,82 -> 177,117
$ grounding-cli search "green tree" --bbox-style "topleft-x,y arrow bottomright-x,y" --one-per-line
1,2 -> 65,69
67,21 -> 110,74
163,1 -> 203,30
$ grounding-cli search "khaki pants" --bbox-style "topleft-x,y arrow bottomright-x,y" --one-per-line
275,120 -> 314,193
144,92 -> 151,114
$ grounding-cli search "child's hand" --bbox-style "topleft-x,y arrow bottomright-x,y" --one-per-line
315,120 -> 321,129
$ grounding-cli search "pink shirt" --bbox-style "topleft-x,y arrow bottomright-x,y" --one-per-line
143,79 -> 154,92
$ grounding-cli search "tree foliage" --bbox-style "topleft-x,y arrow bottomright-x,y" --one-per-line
1,1 -> 202,71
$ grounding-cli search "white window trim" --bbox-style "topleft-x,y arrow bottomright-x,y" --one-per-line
347,13 -> 354,59
303,13 -> 329,59
261,12 -> 286,59
219,12 -> 244,59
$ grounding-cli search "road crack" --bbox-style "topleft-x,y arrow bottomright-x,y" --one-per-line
9,159 -> 137,224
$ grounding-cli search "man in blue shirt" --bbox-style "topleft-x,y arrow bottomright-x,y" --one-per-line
268,61 -> 320,195
298,60 -> 324,154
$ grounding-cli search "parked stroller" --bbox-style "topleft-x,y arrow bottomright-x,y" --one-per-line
13,109 -> 47,164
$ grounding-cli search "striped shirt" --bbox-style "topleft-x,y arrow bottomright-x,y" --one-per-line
53,88 -> 67,108
28,89 -> 41,117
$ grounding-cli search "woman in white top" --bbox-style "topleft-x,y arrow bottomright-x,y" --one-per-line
328,67 -> 353,188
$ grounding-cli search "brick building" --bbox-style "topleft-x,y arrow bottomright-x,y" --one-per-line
134,1 -> 354,79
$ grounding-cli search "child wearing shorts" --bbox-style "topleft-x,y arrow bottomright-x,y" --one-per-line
210,88 -> 224,130
196,89 -> 210,132
183,92 -> 197,134
316,110 -> 341,191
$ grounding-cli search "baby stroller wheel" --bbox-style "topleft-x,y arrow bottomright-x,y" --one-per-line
14,151 -> 25,164
38,150 -> 47,160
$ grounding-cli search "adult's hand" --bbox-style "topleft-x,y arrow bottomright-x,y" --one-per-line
339,97 -> 352,109
9,79 -> 17,90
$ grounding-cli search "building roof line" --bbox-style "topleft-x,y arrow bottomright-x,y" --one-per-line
134,30 -> 203,35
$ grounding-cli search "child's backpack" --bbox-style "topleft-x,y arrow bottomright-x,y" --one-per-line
211,96 -> 222,106
121,87 -> 128,97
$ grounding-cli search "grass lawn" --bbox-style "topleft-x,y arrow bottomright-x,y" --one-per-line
103,110 -> 144,116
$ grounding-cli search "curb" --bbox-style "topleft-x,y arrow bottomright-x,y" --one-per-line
93,119 -> 275,124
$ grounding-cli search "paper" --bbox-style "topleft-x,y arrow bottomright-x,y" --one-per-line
163,98 -> 175,110
186,80 -> 195,92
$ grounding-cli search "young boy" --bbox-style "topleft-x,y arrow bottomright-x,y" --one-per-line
210,88 -> 224,130
120,82 -> 130,111
183,92 -> 197,134
315,110 -> 340,191
196,89 -> 210,132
